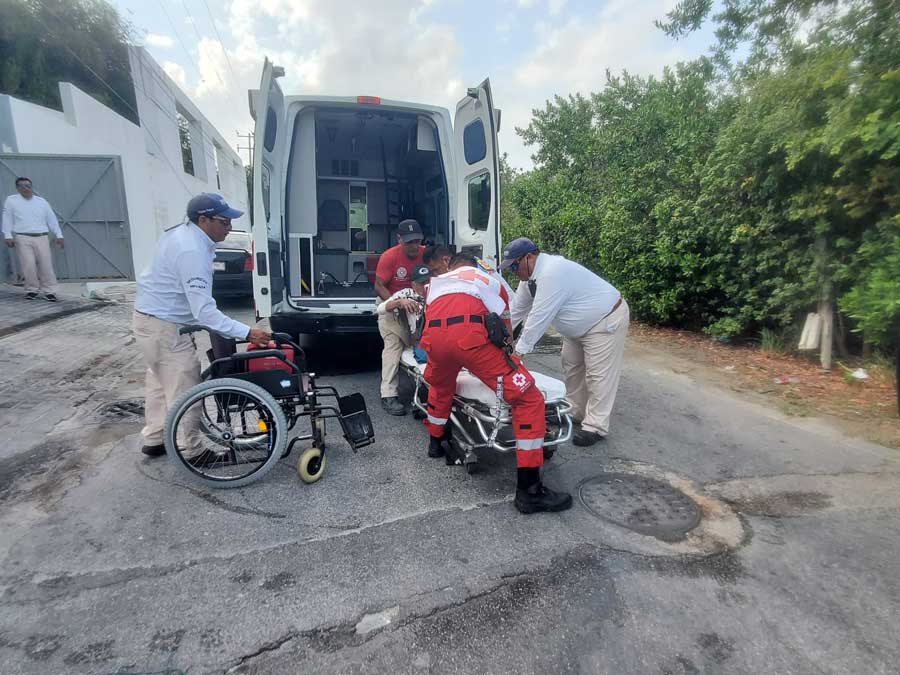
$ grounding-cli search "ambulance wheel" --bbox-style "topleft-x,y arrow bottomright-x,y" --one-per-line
297,447 -> 326,484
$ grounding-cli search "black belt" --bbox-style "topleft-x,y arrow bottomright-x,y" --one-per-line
428,314 -> 484,328
14,232 -> 48,237
134,309 -> 163,320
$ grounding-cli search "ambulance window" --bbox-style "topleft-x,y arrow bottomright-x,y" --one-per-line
264,106 -> 277,152
463,119 -> 486,164
467,172 -> 490,230
261,164 -> 271,222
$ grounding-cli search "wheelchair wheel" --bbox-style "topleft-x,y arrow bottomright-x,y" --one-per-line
297,446 -> 326,484
164,377 -> 287,488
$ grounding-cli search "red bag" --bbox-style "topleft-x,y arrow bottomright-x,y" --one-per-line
246,341 -> 295,373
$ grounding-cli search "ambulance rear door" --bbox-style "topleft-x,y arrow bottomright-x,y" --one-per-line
249,58 -> 285,318
452,79 -> 501,266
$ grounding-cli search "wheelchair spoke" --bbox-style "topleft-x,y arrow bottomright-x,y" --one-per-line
169,384 -> 280,484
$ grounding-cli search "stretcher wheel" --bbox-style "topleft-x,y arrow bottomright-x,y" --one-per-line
465,461 -> 478,475
543,447 -> 555,461
297,447 -> 326,483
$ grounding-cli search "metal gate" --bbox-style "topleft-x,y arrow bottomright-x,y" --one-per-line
0,154 -> 133,281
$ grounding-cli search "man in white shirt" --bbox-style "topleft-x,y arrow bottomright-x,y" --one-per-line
132,193 -> 270,457
2,177 -> 64,301
500,237 -> 630,447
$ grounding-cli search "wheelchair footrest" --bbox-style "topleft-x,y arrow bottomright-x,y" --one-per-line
337,393 -> 374,449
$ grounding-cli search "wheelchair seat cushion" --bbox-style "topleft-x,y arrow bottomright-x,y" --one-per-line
401,349 -> 566,406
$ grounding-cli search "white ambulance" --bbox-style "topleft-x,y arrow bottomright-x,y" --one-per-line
248,59 -> 502,337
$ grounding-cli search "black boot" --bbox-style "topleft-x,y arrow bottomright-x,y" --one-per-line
427,435 -> 445,458
514,468 -> 573,514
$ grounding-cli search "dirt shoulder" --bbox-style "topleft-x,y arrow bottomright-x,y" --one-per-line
627,323 -> 900,449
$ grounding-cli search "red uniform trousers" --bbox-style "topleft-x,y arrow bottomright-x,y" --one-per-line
419,293 -> 545,469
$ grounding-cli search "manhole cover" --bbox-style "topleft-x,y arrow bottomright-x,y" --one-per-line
579,473 -> 700,542
94,399 -> 144,420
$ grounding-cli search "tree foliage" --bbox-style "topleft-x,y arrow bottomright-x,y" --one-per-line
0,0 -> 137,123
504,0 -> 900,350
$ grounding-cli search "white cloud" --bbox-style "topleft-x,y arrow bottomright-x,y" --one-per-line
547,0 -> 567,16
496,0 -> 691,168
155,0 -> 465,166
194,37 -> 230,97
145,33 -> 174,48
137,0 -> 703,173
161,60 -> 187,87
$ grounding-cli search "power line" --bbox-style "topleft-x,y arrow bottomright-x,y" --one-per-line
181,0 -> 226,89
156,0 -> 204,84
200,0 -> 239,90
30,5 -> 199,198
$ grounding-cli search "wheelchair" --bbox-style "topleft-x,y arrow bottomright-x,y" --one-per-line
162,327 -> 374,488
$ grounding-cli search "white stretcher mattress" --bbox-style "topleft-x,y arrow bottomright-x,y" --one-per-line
401,348 -> 567,407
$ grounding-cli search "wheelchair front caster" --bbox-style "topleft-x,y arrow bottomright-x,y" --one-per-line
297,446 -> 326,484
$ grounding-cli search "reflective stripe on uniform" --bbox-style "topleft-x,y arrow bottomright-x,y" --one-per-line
516,437 -> 543,450
427,414 -> 448,426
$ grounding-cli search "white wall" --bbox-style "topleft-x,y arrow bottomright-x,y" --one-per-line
0,46 -> 247,279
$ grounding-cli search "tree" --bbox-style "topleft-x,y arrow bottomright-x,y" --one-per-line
0,0 -> 137,123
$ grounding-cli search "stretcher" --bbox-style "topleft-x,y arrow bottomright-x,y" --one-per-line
400,348 -> 574,473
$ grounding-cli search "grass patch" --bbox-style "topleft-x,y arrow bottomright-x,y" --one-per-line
760,327 -> 786,354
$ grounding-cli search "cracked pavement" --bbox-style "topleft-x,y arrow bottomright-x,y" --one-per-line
1,299 -> 899,674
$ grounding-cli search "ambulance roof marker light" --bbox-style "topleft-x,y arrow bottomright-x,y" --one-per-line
357,96 -> 381,105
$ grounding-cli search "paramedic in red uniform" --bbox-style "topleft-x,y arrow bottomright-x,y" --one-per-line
374,219 -> 425,416
420,261 -> 573,514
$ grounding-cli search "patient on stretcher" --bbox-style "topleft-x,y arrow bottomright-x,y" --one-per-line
400,348 -> 566,406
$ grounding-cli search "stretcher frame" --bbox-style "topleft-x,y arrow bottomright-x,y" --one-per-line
401,358 -> 574,472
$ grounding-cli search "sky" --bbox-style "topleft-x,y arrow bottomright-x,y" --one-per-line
112,0 -> 718,170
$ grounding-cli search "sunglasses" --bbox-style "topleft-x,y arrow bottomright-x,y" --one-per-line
211,216 -> 231,225
509,256 -> 524,272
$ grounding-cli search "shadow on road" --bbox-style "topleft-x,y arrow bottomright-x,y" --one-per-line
297,334 -> 382,375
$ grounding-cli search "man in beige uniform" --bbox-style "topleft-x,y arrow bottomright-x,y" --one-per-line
502,237 -> 629,447
373,219 -> 424,416
2,177 -> 64,301
133,193 -> 270,457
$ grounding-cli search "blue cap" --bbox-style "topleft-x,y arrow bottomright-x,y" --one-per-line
499,237 -> 538,269
187,193 -> 244,222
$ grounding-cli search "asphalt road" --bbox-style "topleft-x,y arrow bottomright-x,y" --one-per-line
1,297 -> 899,674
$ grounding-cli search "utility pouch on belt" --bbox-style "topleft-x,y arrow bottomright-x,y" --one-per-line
485,312 -> 517,371
484,312 -> 510,349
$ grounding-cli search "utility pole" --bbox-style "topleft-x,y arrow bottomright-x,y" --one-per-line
236,131 -> 254,166
816,234 -> 834,370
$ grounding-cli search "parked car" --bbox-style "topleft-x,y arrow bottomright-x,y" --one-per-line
212,229 -> 253,299
247,58 -> 501,336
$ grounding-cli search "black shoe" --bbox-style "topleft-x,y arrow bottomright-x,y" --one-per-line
381,396 -> 407,416
427,436 -> 445,458
141,444 -> 166,457
25,292 -> 37,300
572,429 -> 604,446
514,482 -> 574,514
45,293 -> 57,302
